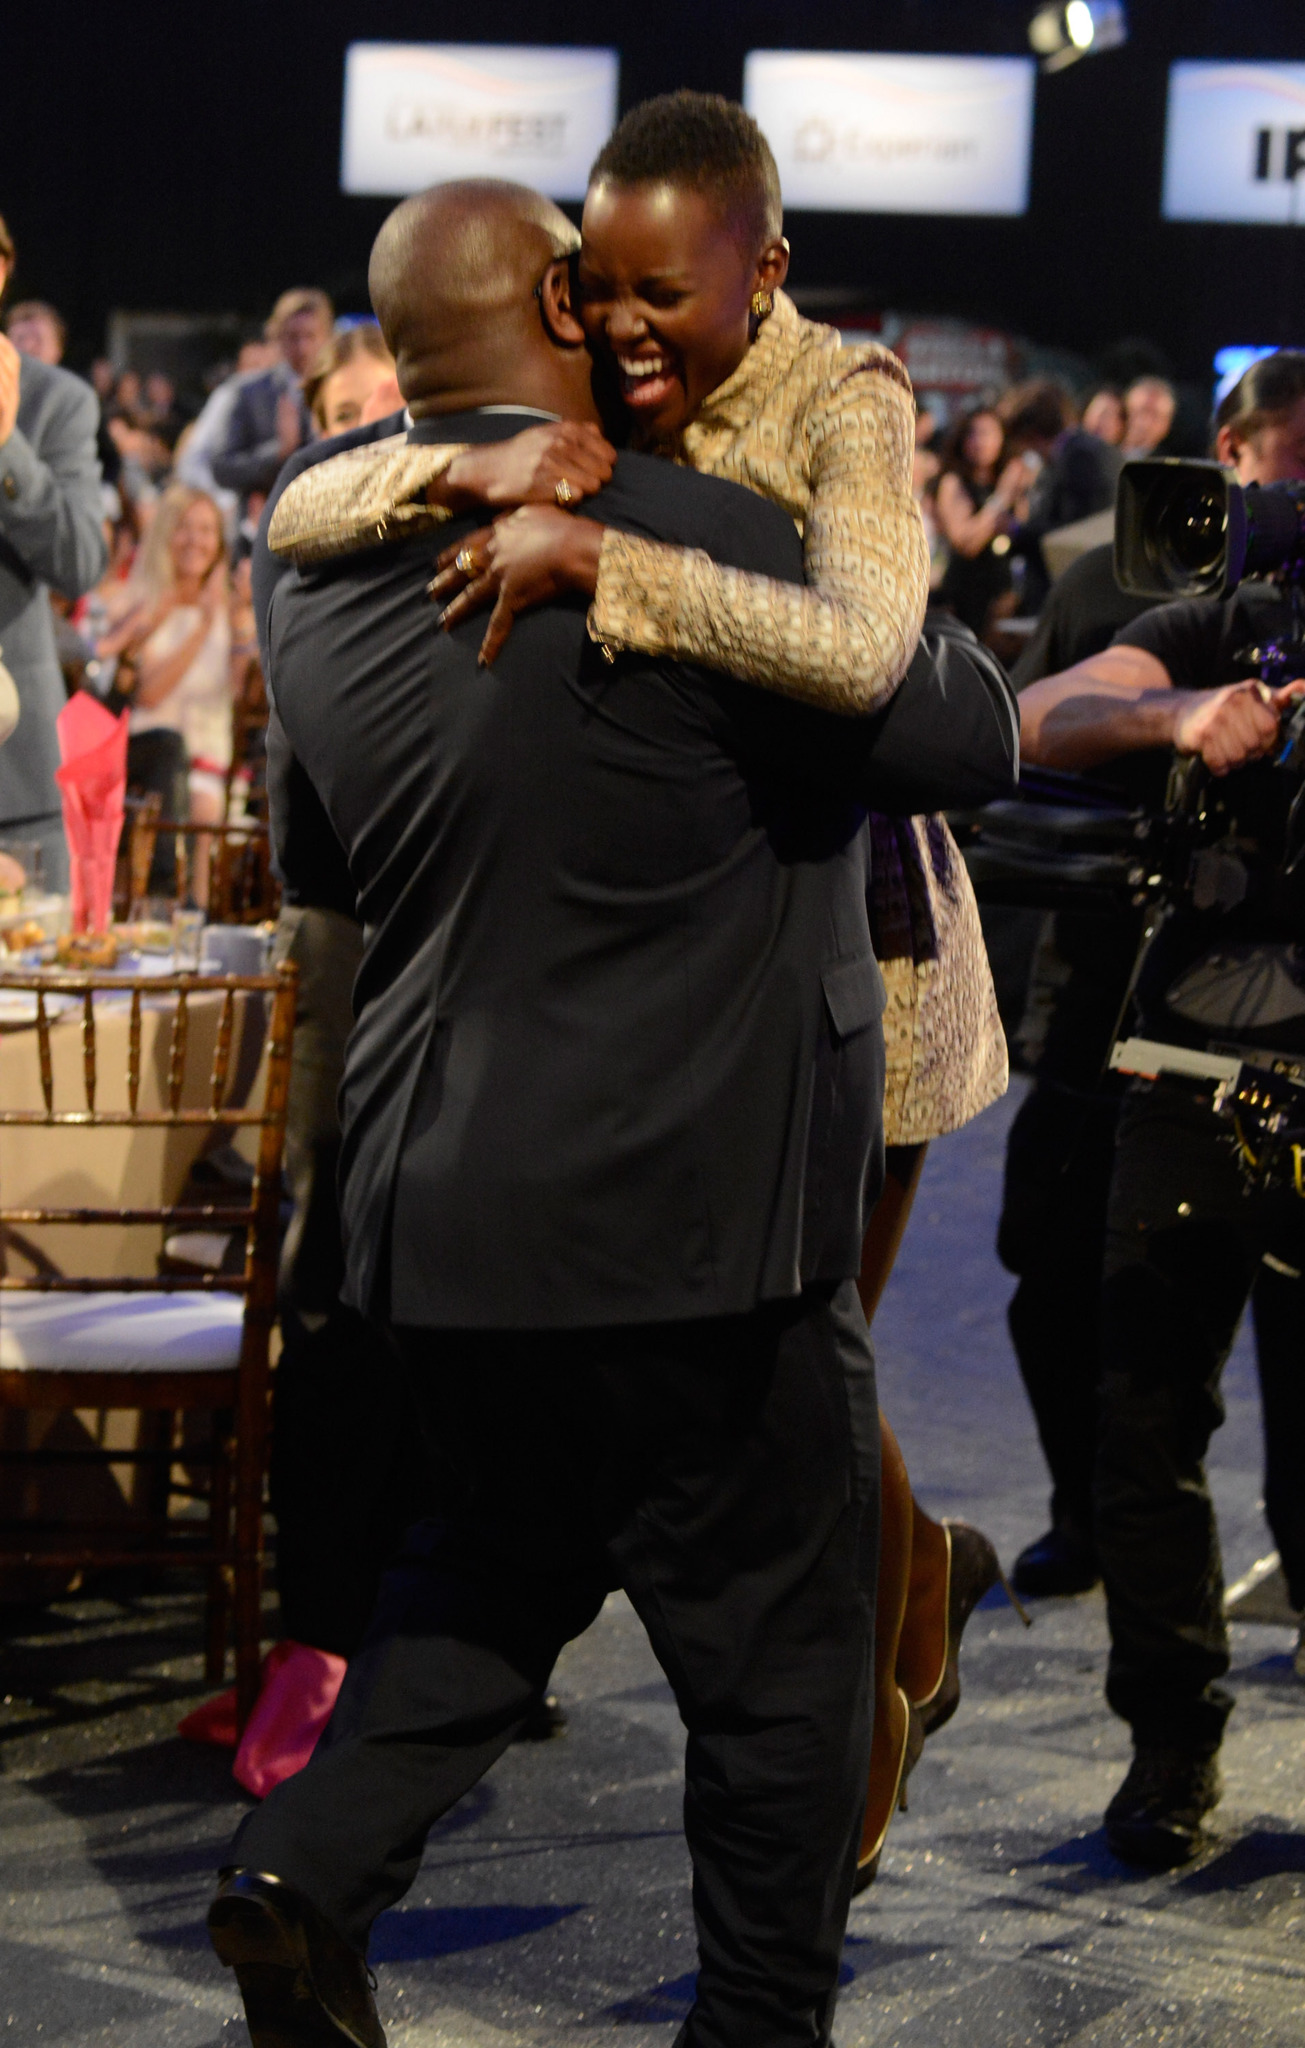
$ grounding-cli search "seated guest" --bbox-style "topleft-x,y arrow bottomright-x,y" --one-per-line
302,324 -> 402,438
97,485 -> 232,897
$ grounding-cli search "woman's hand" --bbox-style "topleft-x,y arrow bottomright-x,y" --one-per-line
995,455 -> 1038,512
430,507 -> 605,666
440,423 -> 616,514
198,564 -> 228,623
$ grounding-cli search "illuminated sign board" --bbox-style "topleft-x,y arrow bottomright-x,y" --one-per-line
1164,64 -> 1305,224
743,53 -> 1035,216
340,43 -> 619,201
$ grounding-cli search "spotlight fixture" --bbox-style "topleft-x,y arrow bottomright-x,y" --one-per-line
1028,1 -> 1128,72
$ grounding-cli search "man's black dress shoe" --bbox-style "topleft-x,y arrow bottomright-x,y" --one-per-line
208,1868 -> 386,2047
1011,1526 -> 1100,1597
514,1691 -> 567,1741
1104,1747 -> 1222,1869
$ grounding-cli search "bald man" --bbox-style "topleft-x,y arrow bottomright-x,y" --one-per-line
208,182 -> 1017,2048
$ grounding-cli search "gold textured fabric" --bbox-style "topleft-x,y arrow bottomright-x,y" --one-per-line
596,292 -> 1005,1143
267,434 -> 461,565
589,291 -> 931,717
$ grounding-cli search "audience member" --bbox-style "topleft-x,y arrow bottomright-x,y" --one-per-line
5,298 -> 66,365
301,323 -> 402,437
1081,385 -> 1124,445
934,404 -> 1038,638
211,287 -> 332,514
1121,374 -> 1176,456
96,484 -> 233,895
0,209 -> 106,891
173,338 -> 276,538
1007,380 -> 1119,614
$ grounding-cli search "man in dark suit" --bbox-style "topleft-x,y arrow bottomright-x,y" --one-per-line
209,182 -> 1017,2048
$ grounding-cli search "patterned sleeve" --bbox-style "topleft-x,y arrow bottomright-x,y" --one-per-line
267,437 -> 464,566
587,359 -> 930,716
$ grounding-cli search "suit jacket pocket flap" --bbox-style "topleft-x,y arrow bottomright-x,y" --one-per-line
822,954 -> 886,1040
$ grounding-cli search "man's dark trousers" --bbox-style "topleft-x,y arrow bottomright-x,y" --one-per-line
233,1280 -> 880,2048
1096,1080 -> 1305,1755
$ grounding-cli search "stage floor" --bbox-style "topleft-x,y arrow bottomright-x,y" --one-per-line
2,1082 -> 1303,2047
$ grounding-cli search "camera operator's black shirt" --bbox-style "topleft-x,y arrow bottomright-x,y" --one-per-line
1108,583 -> 1305,1053
1112,581 -> 1296,694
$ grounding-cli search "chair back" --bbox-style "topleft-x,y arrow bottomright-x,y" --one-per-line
226,653 -> 269,824
125,804 -> 279,924
0,967 -> 296,1336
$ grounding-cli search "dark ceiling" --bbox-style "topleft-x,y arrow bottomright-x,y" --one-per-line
3,0 -> 1301,380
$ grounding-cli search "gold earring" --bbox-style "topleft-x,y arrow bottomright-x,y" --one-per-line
751,289 -> 773,321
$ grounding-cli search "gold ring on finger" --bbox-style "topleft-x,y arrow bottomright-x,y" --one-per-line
454,547 -> 481,576
554,477 -> 575,508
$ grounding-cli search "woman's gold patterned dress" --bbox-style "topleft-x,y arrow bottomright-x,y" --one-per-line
587,290 -> 1006,1144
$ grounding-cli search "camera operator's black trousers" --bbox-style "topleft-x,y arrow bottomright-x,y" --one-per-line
1096,1080 -> 1305,1754
230,1281 -> 880,2048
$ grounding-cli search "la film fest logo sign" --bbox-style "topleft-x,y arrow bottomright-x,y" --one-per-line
743,54 -> 1035,216
1164,64 -> 1305,223
341,44 -> 619,202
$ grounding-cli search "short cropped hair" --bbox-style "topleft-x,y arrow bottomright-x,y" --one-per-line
589,92 -> 782,249
266,287 -> 333,338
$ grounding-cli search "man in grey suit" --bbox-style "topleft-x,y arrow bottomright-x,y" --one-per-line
0,213 -> 106,890
212,289 -> 332,519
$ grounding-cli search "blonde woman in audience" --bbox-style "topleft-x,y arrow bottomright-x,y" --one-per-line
98,484 -> 232,900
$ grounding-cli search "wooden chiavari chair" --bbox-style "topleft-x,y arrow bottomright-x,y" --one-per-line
225,652 -> 269,825
125,804 -> 280,925
0,965 -> 296,1724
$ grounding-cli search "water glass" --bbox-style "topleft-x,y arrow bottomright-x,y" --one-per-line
171,906 -> 205,971
0,838 -> 42,903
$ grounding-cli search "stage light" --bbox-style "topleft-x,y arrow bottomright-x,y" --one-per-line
1028,2 -> 1127,72
1065,3 -> 1095,47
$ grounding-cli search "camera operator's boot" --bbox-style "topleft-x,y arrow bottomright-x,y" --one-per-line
1104,1746 -> 1222,1869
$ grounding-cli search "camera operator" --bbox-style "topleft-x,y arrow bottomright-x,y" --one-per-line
1015,350 -> 1305,1869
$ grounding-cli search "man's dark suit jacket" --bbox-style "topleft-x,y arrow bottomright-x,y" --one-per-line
265,410 -> 1017,1330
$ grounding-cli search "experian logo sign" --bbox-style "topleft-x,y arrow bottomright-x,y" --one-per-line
1164,64 -> 1305,224
743,53 -> 1035,216
340,44 -> 619,201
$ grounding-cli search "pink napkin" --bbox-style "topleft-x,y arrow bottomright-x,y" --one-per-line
178,1639 -> 347,1797
54,694 -> 128,932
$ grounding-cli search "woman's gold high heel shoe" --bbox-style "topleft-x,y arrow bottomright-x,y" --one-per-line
853,1685 -> 923,1894
898,1509 -> 1031,1737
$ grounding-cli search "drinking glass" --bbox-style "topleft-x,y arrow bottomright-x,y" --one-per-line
171,906 -> 205,971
